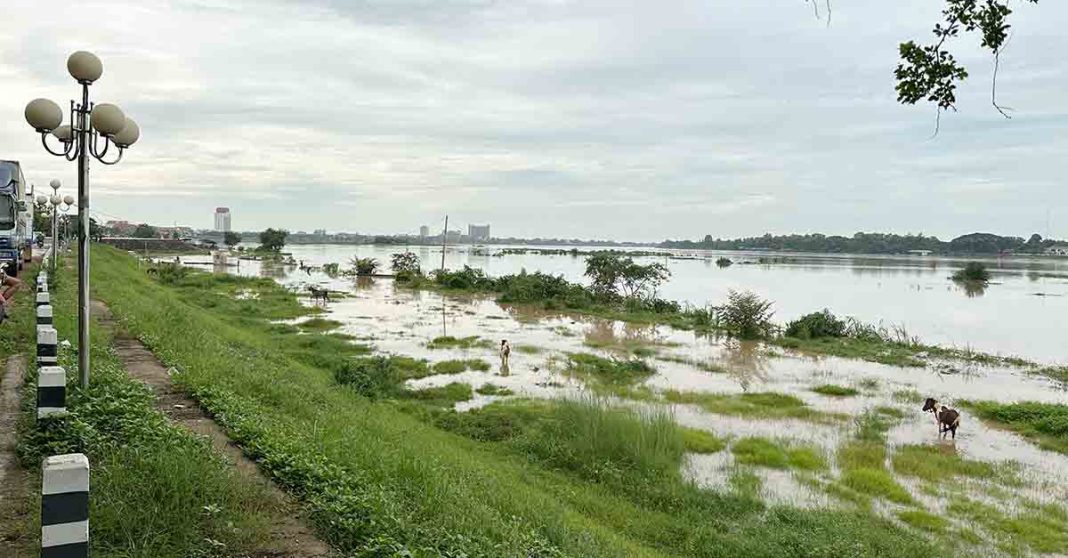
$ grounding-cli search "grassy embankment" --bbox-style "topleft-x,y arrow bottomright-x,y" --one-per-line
14,260 -> 283,557
88,244 -> 938,557
396,266 -> 1053,374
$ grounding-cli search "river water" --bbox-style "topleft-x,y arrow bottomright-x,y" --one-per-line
218,243 -> 1068,364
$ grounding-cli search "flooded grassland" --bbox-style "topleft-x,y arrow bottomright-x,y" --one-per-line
177,250 -> 1068,556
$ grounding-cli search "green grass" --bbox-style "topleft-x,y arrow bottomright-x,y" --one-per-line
897,510 -> 949,533
432,358 -> 492,375
514,344 -> 544,354
566,353 -> 656,387
17,260 -> 279,557
731,437 -> 826,471
775,336 -> 927,367
811,384 -> 859,397
83,245 -> 940,557
663,391 -> 843,423
892,389 -> 924,404
681,428 -> 727,454
962,400 -> 1068,455
296,317 -> 342,332
476,383 -> 515,396
840,469 -> 914,505
891,444 -> 1012,483
426,335 -> 495,350
728,469 -> 762,498
404,382 -> 474,406
948,496 -> 1068,554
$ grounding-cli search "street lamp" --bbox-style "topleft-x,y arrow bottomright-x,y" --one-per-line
60,195 -> 75,249
24,50 -> 141,389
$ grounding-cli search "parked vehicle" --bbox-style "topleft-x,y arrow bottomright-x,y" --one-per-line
0,160 -> 31,276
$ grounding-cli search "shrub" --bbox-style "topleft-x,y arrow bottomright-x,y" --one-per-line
715,257 -> 733,267
719,290 -> 775,339
322,262 -> 340,275
784,309 -> 846,339
352,257 -> 380,276
390,252 -> 421,279
333,356 -> 411,398
952,262 -> 991,283
433,266 -> 495,290
496,271 -> 593,308
584,253 -> 670,301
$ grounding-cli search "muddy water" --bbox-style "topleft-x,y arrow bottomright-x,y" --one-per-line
178,252 -> 1068,545
209,243 -> 1068,364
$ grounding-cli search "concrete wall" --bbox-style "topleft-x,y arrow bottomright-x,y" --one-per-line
100,237 -> 201,252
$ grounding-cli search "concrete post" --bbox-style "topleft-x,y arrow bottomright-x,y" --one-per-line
37,326 -> 58,367
36,305 -> 53,327
36,291 -> 50,307
37,366 -> 67,419
41,453 -> 89,558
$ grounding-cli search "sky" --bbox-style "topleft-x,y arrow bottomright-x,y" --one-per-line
1,0 -> 1066,242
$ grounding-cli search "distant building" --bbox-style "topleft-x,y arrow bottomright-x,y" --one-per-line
446,229 -> 463,243
468,224 -> 491,242
313,229 -> 327,236
214,207 -> 231,232
419,225 -> 430,238
105,220 -> 136,236
1046,244 -> 1068,256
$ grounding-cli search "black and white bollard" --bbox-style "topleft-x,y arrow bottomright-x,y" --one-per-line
37,326 -> 58,367
41,453 -> 89,558
37,366 -> 67,419
36,304 -> 54,327
37,276 -> 48,293
36,291 -> 50,307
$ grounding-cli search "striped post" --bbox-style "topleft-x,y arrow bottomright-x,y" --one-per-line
37,326 -> 58,367
37,276 -> 48,292
36,291 -> 50,307
37,366 -> 67,419
41,453 -> 89,558
37,304 -> 54,327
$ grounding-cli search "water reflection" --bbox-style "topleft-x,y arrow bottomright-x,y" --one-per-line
954,280 -> 988,298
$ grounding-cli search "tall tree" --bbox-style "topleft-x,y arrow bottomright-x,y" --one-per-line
259,228 -> 288,252
132,223 -> 157,239
223,231 -> 242,249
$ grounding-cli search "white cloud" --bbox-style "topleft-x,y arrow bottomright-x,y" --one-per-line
0,0 -> 1065,240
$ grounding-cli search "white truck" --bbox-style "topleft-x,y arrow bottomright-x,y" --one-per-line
0,160 -> 32,276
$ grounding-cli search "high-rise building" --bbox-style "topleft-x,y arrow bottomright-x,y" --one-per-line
468,224 -> 490,242
214,207 -> 231,232
419,225 -> 430,238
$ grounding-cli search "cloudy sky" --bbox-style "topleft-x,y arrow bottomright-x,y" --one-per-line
2,0 -> 1065,241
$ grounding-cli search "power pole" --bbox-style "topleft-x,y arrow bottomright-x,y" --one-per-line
440,214 -> 448,272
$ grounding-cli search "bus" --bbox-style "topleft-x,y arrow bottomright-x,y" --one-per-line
0,160 -> 31,276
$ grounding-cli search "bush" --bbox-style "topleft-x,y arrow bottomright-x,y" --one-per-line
334,356 -> 402,398
496,271 -> 593,308
784,309 -> 846,339
432,266 -> 495,290
952,262 -> 991,283
390,252 -> 421,279
715,257 -> 733,267
719,290 -> 775,339
352,257 -> 380,276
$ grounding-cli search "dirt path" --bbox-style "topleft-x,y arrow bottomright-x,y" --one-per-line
91,300 -> 334,558
0,355 -> 37,556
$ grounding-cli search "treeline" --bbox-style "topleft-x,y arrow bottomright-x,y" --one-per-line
661,232 -> 1065,255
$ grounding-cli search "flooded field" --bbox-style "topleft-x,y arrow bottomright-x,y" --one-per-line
172,249 -> 1068,554
204,243 -> 1068,364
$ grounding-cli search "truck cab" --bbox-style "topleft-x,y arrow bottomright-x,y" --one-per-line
0,160 -> 30,276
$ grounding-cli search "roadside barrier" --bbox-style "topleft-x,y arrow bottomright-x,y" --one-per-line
37,366 -> 67,419
36,291 -> 50,307
37,326 -> 58,367
41,453 -> 89,558
36,304 -> 53,327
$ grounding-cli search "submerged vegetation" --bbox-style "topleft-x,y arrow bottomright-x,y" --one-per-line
952,261 -> 992,283
963,401 -> 1068,455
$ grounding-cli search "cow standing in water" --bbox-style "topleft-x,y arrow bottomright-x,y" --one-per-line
922,398 -> 961,439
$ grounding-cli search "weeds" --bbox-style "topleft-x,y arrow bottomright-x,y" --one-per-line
664,391 -> 842,422
961,401 -> 1068,455
731,437 -> 826,471
811,384 -> 859,397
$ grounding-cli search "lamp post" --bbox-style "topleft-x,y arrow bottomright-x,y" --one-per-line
24,51 -> 140,389
60,195 -> 75,248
